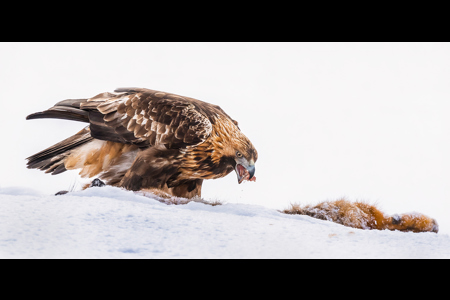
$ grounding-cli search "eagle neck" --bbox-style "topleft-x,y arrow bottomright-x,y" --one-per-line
178,119 -> 238,180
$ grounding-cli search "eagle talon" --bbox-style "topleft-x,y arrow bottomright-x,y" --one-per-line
90,178 -> 105,187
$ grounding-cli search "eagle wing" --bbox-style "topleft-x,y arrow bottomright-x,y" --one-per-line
81,88 -> 214,149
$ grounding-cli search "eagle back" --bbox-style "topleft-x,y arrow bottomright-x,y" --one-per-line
81,88 -> 232,149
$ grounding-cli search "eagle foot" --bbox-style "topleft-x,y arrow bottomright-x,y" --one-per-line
55,190 -> 69,196
90,178 -> 105,187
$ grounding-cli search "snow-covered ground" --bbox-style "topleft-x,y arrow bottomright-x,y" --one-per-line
1,186 -> 449,259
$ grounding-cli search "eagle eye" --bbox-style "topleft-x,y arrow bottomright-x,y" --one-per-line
236,151 -> 243,158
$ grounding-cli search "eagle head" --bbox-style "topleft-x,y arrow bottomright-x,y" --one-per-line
234,148 -> 257,184
219,128 -> 258,184
184,118 -> 258,185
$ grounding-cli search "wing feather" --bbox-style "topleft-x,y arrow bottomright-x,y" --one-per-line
81,88 -> 214,148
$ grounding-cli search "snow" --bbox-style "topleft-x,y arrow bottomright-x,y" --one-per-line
1,186 -> 449,259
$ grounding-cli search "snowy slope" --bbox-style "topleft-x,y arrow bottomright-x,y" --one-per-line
1,186 -> 449,259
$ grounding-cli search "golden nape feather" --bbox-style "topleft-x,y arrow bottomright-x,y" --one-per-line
26,87 -> 258,198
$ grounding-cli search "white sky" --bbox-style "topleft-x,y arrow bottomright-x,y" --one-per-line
1,42 -> 449,232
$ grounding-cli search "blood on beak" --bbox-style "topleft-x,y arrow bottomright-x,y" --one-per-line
235,163 -> 256,184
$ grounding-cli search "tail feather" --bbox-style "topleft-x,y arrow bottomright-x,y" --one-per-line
26,127 -> 94,175
26,98 -> 94,175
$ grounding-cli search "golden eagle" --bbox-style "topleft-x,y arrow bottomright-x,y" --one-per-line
26,88 -> 258,198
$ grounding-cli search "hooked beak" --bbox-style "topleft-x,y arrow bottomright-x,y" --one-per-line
235,160 -> 256,184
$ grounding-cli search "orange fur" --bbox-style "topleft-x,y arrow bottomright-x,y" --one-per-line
283,199 -> 438,233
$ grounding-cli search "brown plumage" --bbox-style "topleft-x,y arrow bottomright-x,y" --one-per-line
26,88 -> 258,198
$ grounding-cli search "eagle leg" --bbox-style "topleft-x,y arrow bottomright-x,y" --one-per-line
168,179 -> 203,198
119,146 -> 180,192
